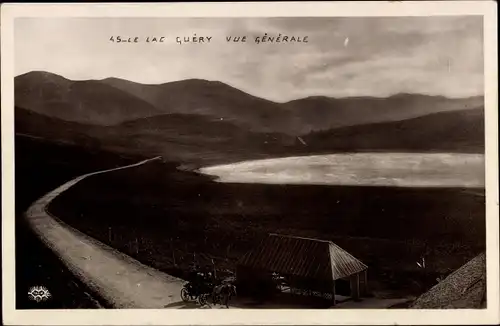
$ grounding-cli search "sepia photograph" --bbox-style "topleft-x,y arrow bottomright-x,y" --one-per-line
2,2 -> 498,325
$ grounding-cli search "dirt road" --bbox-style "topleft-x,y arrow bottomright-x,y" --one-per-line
24,157 -> 188,309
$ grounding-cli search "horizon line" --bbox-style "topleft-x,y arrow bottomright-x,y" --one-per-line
15,70 -> 485,103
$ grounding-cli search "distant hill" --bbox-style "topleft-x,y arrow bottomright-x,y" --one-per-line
16,71 -> 484,135
113,113 -> 295,147
15,71 -> 162,125
283,94 -> 483,133
100,77 -> 290,133
14,107 -> 297,166
15,104 -> 485,168
102,113 -> 298,165
15,105 -> 101,145
14,71 -> 485,165
301,108 -> 485,153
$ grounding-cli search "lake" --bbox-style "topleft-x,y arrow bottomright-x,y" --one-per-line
198,153 -> 485,188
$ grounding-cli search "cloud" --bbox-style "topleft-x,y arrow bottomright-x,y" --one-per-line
15,16 -> 483,101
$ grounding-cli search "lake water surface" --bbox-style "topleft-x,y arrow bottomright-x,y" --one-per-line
198,153 -> 485,188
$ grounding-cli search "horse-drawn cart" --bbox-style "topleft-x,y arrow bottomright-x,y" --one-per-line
180,272 -> 236,307
180,278 -> 214,306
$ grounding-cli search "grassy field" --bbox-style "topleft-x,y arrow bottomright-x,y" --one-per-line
47,155 -> 486,298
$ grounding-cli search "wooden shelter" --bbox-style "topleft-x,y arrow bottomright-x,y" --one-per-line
236,233 -> 368,305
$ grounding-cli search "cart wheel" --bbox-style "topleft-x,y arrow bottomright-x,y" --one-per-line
198,294 -> 208,306
181,288 -> 189,302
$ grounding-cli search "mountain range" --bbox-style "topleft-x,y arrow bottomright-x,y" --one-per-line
15,71 -> 485,166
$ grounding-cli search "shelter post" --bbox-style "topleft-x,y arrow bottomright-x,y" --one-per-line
350,274 -> 360,301
332,281 -> 336,306
363,270 -> 368,295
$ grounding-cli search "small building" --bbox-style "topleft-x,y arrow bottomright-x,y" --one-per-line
236,233 -> 368,305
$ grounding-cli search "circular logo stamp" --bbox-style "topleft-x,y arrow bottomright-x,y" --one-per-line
27,286 -> 51,302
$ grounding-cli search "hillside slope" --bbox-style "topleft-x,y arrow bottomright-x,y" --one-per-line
302,108 -> 484,153
15,107 -> 296,166
16,71 -> 484,135
15,71 -> 162,125
100,77 -> 291,133
284,94 -> 483,133
15,104 -> 485,167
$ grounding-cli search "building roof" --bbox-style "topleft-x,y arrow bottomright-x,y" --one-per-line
410,252 -> 486,309
237,233 -> 367,281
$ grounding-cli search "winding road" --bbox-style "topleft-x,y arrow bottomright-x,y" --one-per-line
24,156 -> 187,309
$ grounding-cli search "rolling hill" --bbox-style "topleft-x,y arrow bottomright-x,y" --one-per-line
284,94 -> 483,133
15,103 -> 485,168
15,71 -> 484,136
14,71 -> 485,166
100,77 -> 291,133
301,108 -> 485,153
14,107 -> 297,166
15,71 -> 162,125
15,106 -> 101,145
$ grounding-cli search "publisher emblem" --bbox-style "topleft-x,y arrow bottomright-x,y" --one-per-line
28,286 -> 51,302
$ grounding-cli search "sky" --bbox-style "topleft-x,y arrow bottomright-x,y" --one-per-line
15,16 -> 484,102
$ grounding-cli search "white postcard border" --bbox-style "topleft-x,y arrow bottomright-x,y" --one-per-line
2,2 -> 498,325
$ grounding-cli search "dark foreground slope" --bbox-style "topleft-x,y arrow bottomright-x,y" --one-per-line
410,252 -> 486,309
49,158 -> 486,297
15,136 -> 140,309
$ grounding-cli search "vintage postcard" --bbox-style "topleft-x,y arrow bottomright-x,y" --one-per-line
1,1 -> 499,325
